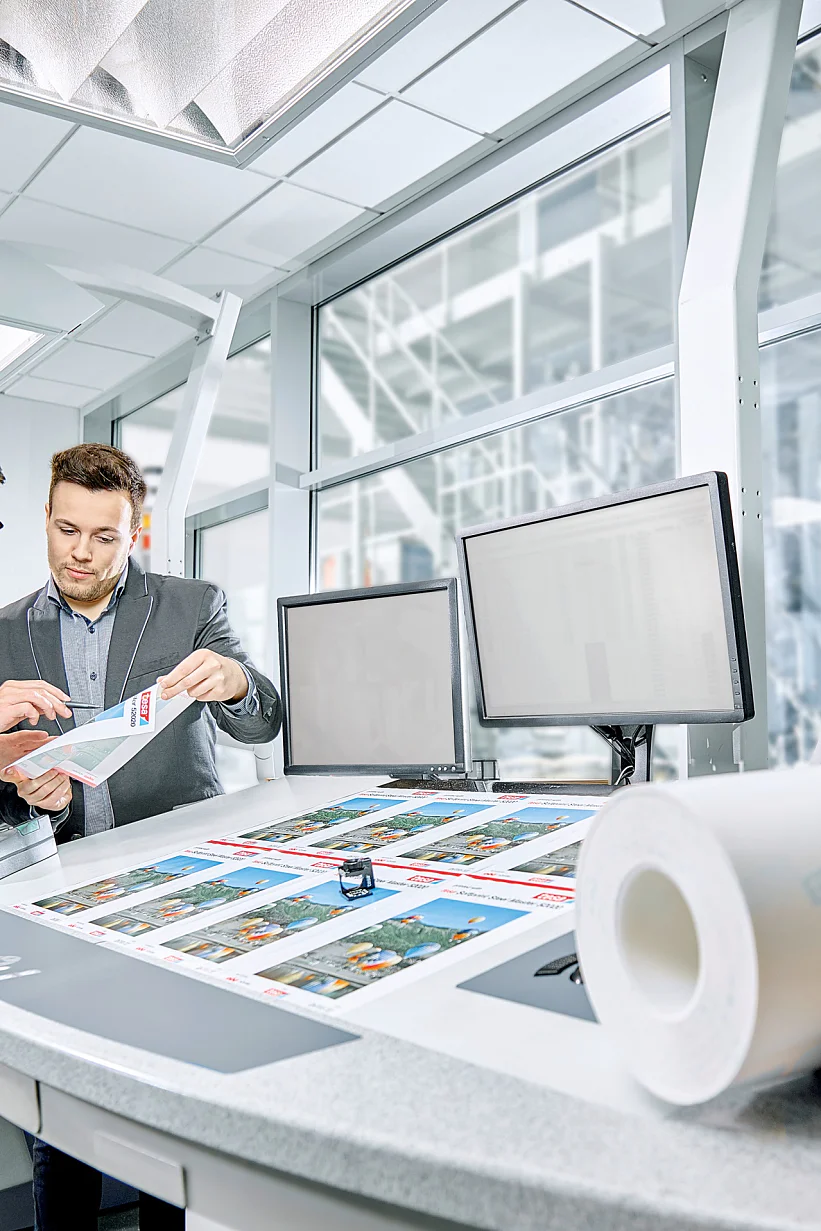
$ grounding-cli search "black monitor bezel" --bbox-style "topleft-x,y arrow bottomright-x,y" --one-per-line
278,578 -> 467,775
455,471 -> 754,727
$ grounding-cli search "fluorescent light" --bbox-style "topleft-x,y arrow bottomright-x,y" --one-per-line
0,322 -> 43,374
0,0 -> 424,154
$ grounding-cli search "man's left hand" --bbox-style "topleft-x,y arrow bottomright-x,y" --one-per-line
159,651 -> 249,705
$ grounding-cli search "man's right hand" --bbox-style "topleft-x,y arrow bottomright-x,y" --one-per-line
0,680 -> 72,729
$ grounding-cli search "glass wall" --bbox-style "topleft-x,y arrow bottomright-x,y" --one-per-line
119,336 -> 271,569
317,380 -> 677,781
198,506 -> 271,793
318,121 -> 671,466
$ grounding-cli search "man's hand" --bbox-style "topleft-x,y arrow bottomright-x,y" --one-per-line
0,730 -> 52,768
0,680 -> 72,728
0,761 -> 71,814
159,650 -> 249,705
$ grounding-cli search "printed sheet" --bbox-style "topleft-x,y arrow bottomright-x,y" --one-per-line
4,787 -> 605,1019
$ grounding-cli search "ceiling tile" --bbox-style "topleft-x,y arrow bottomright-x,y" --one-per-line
357,0 -> 517,92
163,247 -> 286,298
7,374 -> 100,407
76,302 -> 194,357
26,126 -> 271,241
205,182 -> 372,266
33,340 -> 150,387
0,102 -> 73,192
578,1 -> 664,36
250,83 -> 384,178
291,100 -> 485,208
0,198 -> 186,270
404,0 -> 635,134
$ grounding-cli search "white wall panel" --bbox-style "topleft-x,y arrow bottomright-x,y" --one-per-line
250,83 -> 383,178
292,100 -> 485,207
0,198 -> 186,270
404,0 -> 635,133
33,340 -> 150,387
357,0 -> 518,92
7,374 -> 101,407
205,182 -> 372,266
25,126 -> 271,242
0,104 -> 73,193
76,302 -> 194,357
164,247 -> 285,298
0,395 -> 80,607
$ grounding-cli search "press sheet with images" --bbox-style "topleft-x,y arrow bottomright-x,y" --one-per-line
8,685 -> 194,788
4,787 -> 604,1019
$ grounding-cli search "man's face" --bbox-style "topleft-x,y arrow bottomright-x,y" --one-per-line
46,482 -> 138,603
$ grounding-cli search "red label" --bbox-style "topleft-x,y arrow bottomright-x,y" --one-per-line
139,692 -> 152,723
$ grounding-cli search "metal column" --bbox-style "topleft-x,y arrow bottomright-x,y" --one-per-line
676,0 -> 801,773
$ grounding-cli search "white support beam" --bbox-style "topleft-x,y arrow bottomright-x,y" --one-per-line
677,0 -> 801,773
150,291 -> 243,577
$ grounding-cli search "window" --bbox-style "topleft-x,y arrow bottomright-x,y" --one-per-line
198,505 -> 271,793
762,30 -> 821,309
318,121 -> 672,465
761,330 -> 821,766
118,336 -> 270,568
317,379 -> 677,781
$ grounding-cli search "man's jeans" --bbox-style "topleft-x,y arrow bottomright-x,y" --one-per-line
32,1139 -> 184,1230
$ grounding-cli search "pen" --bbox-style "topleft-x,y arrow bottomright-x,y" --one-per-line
65,701 -> 97,709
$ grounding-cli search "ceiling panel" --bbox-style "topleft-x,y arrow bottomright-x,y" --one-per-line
404,0 -> 635,134
0,103 -> 74,193
7,374 -> 101,407
356,0 -> 517,92
205,182 -> 373,266
76,302 -> 194,357
578,1 -> 664,36
0,198 -> 187,270
251,82 -> 383,178
26,127 -> 272,242
32,339 -> 150,387
163,247 -> 286,297
291,99 -> 486,207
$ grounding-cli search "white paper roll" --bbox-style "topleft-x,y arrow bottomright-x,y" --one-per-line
575,767 -> 821,1105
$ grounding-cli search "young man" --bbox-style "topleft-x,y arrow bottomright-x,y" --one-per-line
0,443 -> 282,1230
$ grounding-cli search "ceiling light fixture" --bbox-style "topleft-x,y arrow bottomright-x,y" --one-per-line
0,0 -> 440,161
0,321 -> 44,375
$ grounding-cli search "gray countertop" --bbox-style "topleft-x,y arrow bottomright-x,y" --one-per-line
0,778 -> 819,1231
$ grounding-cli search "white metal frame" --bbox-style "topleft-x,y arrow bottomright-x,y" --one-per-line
677,0 -> 803,771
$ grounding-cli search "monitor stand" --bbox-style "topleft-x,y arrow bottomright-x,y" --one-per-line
592,723 -> 655,788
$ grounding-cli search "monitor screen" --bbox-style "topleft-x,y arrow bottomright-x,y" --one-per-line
457,474 -> 752,726
279,580 -> 465,773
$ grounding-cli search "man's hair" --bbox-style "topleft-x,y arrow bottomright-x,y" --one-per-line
49,444 -> 147,532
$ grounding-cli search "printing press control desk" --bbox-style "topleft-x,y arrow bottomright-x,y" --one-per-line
0,777 -> 818,1231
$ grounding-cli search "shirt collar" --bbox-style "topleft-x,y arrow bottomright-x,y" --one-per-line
46,562 -> 129,618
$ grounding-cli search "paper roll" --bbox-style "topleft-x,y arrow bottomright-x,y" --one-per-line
575,768 -> 821,1105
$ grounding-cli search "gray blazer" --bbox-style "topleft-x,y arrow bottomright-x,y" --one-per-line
0,562 -> 281,839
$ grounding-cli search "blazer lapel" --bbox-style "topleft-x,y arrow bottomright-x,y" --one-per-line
26,589 -> 74,737
105,562 -> 154,708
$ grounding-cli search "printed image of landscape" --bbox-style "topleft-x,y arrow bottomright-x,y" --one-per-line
512,840 -> 584,879
399,805 -> 594,866
161,880 -> 397,963
237,796 -> 406,844
310,800 -> 493,854
258,896 -> 526,999
93,866 -> 297,936
34,855 -> 220,915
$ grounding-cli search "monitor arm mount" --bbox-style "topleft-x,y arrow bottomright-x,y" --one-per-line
591,724 -> 655,787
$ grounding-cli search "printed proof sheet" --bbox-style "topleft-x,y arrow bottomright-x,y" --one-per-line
5,787 -> 604,1020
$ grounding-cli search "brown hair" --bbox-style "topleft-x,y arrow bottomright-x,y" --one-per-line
49,444 -> 147,532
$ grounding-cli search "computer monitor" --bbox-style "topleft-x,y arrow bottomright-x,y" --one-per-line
278,579 -> 466,775
456,472 -> 753,728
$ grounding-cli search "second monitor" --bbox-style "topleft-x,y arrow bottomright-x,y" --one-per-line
278,579 -> 466,776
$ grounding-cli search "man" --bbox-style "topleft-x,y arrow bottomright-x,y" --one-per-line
0,443 -> 282,1230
